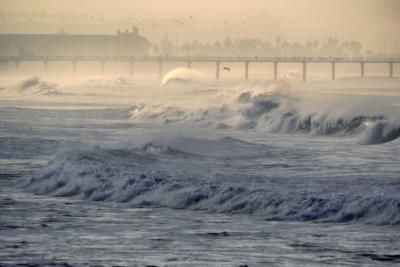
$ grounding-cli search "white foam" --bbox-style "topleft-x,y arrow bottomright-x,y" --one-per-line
23,135 -> 400,225
0,76 -> 59,96
162,68 -> 206,85
129,80 -> 400,144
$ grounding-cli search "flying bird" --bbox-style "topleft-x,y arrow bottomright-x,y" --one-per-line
223,67 -> 231,72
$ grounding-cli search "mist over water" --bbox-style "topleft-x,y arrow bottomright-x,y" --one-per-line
1,65 -> 400,266
1,1 -> 400,265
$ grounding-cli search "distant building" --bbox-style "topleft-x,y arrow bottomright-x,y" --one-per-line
0,27 -> 150,57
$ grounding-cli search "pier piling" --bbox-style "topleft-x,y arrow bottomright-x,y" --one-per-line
158,60 -> 163,79
130,61 -> 134,76
302,62 -> 307,81
245,61 -> 249,81
44,61 -> 48,72
216,61 -> 220,80
361,62 -> 365,77
72,61 -> 77,73
273,62 -> 278,80
101,61 -> 105,74
389,62 -> 394,78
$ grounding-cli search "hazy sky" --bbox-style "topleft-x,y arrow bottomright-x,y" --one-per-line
1,0 -> 399,20
1,0 -> 399,51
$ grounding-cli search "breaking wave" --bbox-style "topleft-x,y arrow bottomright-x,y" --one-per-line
86,76 -> 135,87
162,68 -> 205,85
23,136 -> 400,225
0,76 -> 59,95
130,81 -> 400,145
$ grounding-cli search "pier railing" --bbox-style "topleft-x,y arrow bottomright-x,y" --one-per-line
1,55 -> 399,80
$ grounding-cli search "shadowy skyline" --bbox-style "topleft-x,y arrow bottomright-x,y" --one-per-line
0,0 -> 399,53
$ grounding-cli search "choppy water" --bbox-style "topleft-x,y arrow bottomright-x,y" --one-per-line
0,74 -> 400,266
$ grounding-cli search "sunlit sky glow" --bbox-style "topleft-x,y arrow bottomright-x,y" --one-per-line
1,0 -> 399,51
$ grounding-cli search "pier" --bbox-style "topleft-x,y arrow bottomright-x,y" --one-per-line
1,55 -> 399,81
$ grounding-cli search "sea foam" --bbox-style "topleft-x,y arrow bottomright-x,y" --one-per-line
130,80 -> 400,144
23,135 -> 400,225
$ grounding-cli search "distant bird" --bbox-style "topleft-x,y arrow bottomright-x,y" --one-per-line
173,20 -> 185,26
189,16 -> 193,19
223,67 -> 231,72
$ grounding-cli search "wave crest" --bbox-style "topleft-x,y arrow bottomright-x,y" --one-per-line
1,77 -> 59,95
129,82 -> 400,144
162,68 -> 205,86
23,136 -> 400,225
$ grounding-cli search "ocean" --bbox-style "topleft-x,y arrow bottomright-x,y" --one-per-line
0,72 -> 399,266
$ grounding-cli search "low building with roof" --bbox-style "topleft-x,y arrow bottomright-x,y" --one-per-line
0,26 -> 150,57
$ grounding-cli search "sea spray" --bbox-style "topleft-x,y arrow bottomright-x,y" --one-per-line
23,135 -> 400,225
130,81 -> 400,144
162,68 -> 206,85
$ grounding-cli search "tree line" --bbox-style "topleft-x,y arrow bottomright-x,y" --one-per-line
154,35 -> 367,58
